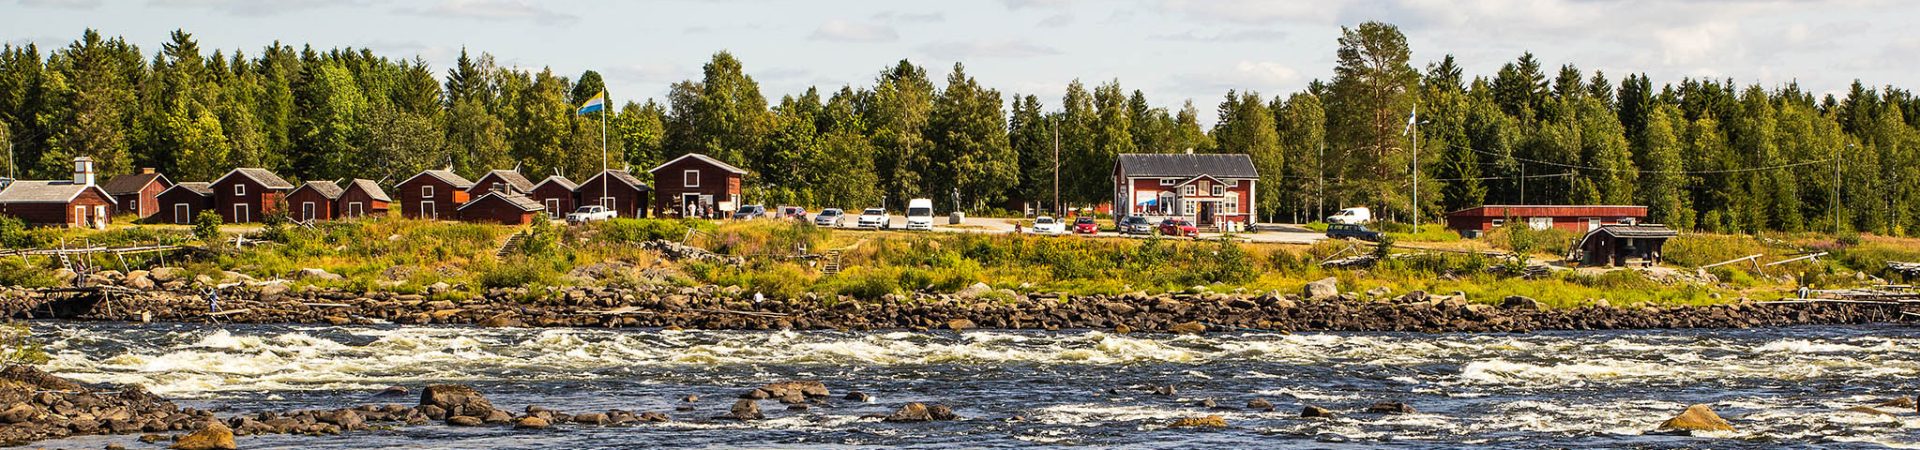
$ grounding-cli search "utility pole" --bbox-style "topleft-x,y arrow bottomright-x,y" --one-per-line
1835,144 -> 1849,233
1404,104 -> 1420,230
1520,163 -> 1526,205
1052,116 -> 1061,216
1317,142 -> 1324,221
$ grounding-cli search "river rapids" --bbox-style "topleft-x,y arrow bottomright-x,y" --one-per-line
24,322 -> 1920,448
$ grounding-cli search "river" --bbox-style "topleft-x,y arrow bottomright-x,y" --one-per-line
25,322 -> 1920,449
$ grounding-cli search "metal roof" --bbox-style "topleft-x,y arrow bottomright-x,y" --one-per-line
212,168 -> 296,190
0,180 -> 116,205
477,169 -> 536,193
160,182 -> 213,197
290,181 -> 345,199
1589,224 -> 1679,239
1115,153 -> 1259,179
398,170 -> 476,189
585,170 -> 651,191
102,172 -> 170,195
343,179 -> 391,202
648,153 -> 748,175
533,175 -> 578,192
457,191 -> 544,212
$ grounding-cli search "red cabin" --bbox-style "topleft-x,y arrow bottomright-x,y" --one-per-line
286,181 -> 343,222
0,157 -> 116,229
102,168 -> 171,219
457,191 -> 544,225
578,170 -> 651,219
648,153 -> 743,219
156,182 -> 213,225
337,179 -> 391,219
211,168 -> 295,223
395,170 -> 474,220
529,175 -> 577,220
1445,205 -> 1649,237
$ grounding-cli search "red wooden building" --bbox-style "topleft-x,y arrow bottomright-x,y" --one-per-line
101,168 -> 171,219
156,182 -> 213,225
395,170 -> 474,220
286,181 -> 344,222
1444,205 -> 1648,236
337,179 -> 390,219
579,169 -> 652,219
529,175 -> 577,220
211,168 -> 295,223
468,169 -> 535,196
0,157 -> 116,229
457,191 -> 544,225
648,153 -> 742,219
1112,153 -> 1258,229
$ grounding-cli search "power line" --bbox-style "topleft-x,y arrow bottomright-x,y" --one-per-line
1457,143 -> 1831,175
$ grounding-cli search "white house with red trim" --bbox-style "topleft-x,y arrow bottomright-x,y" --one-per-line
1112,153 -> 1258,229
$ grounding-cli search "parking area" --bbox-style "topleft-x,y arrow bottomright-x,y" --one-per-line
821,215 -> 1325,245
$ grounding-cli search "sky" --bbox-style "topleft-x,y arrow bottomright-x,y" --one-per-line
4,0 -> 1917,126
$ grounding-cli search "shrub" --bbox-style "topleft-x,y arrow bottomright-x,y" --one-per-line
192,211 -> 223,242
598,218 -> 711,243
0,216 -> 29,248
477,257 -> 564,289
1662,234 -> 1769,268
0,259 -> 58,288
1488,224 -> 1573,256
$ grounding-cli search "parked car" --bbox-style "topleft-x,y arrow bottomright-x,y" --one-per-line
1158,218 -> 1198,237
813,208 -> 845,227
1325,223 -> 1383,242
904,198 -> 934,231
1031,216 -> 1066,235
733,204 -> 767,220
779,206 -> 808,221
1326,207 -> 1372,224
856,207 -> 891,229
1072,217 -> 1099,235
565,205 -> 616,223
1118,216 -> 1154,235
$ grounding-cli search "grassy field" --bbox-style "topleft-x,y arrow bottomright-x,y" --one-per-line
3,215 -> 1917,308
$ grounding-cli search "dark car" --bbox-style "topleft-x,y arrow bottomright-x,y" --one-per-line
1158,218 -> 1198,238
732,204 -> 766,220
1072,217 -> 1099,235
1326,223 -> 1382,242
1118,216 -> 1154,235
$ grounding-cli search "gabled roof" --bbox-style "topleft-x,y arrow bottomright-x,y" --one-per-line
532,175 -> 578,192
397,169 -> 475,189
582,170 -> 651,191
102,172 -> 171,196
456,191 -> 544,212
159,182 -> 213,197
211,168 -> 295,190
1116,153 -> 1259,179
648,153 -> 748,175
475,169 -> 536,193
289,181 -> 344,200
1586,224 -> 1679,239
0,180 -> 117,205
342,179 -> 391,202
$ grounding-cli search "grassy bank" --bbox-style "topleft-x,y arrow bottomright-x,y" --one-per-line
3,216 -> 1917,308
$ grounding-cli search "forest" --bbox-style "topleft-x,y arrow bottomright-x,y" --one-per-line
1,22 -> 1916,235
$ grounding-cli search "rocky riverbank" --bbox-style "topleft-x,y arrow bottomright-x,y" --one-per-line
0,268 -> 1905,333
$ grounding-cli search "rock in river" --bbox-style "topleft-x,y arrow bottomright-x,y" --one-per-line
720,400 -> 763,421
1168,415 -> 1227,428
1301,405 -> 1334,418
1366,402 -> 1416,414
420,385 -> 496,418
168,422 -> 236,450
1657,404 -> 1734,433
883,403 -> 956,422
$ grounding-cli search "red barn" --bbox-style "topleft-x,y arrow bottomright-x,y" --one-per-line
395,170 -> 474,220
286,181 -> 343,222
579,169 -> 651,219
337,179 -> 390,219
457,191 -> 544,225
648,153 -> 742,219
211,168 -> 295,223
1112,153 -> 1258,229
529,175 -> 577,220
101,168 -> 171,219
468,169 -> 535,197
0,157 -> 116,229
1445,205 -> 1648,236
156,182 -> 213,225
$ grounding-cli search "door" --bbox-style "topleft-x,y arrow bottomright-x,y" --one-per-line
347,202 -> 363,219
95,205 -> 107,229
302,202 -> 316,221
1196,202 -> 1217,227
545,198 -> 561,218
233,204 -> 250,223
600,197 -> 617,217
421,201 -> 435,220
174,204 -> 190,224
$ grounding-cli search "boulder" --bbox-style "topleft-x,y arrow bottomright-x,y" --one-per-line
572,412 -> 608,425
371,386 -> 410,398
124,275 -> 156,290
446,415 -> 483,426
478,314 -> 524,328
0,403 -> 34,423
292,268 -> 344,281
1301,405 -> 1334,418
1657,404 -> 1734,433
946,319 -> 975,331
1841,406 -> 1894,416
844,392 -> 873,403
1167,415 -> 1227,428
720,400 -> 763,421
1500,295 -> 1542,310
1366,402 -> 1416,414
955,282 -> 993,299
928,404 -> 957,421
483,409 -> 513,424
883,403 -> 933,422
1246,399 -> 1274,412
1168,321 -> 1207,334
750,381 -> 830,401
148,267 -> 182,283
419,385 -> 495,417
1303,277 -> 1339,300
168,422 -> 236,450
1875,397 -> 1915,409
638,412 -> 670,422
513,417 -> 550,429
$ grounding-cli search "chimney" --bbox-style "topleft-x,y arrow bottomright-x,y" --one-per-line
139,167 -> 155,175
73,157 -> 95,186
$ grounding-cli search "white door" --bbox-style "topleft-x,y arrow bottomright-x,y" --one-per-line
303,202 -> 316,221
174,204 -> 190,224
421,201 -> 436,220
545,199 -> 561,218
234,204 -> 250,223
348,202 -> 363,219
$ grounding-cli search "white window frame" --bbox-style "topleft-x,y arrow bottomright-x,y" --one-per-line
422,185 -> 434,197
1224,192 -> 1239,215
73,205 -> 85,227
1159,178 -> 1176,186
1491,218 -> 1505,227
1227,180 -> 1240,187
302,202 -> 317,221
601,196 -> 617,212
1211,185 -> 1225,196
1528,217 -> 1553,230
174,203 -> 190,224
234,184 -> 246,196
233,204 -> 250,223
684,170 -> 700,188
1181,185 -> 1195,196
347,202 -> 364,219
421,201 -> 435,220
545,198 -> 561,218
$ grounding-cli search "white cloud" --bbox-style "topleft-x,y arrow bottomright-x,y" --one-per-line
1154,28 -> 1287,43
1038,13 -> 1073,26
1157,0 -> 1334,24
18,0 -> 101,9
809,19 -> 900,43
394,0 -> 579,26
146,0 -> 344,16
871,11 -> 944,23
1652,20 -> 1740,66
1174,60 -> 1302,93
1002,0 -> 1073,10
919,39 -> 1061,59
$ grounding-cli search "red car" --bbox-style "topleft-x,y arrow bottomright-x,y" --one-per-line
1072,217 -> 1099,235
1158,218 -> 1198,237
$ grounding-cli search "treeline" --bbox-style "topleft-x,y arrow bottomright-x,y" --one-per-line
1,25 -> 1918,235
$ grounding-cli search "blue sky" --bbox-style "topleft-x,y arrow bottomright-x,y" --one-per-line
6,0 -> 1916,125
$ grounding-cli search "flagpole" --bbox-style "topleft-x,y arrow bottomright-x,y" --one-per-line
600,93 -> 609,216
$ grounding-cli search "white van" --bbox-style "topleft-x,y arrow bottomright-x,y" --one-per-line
1326,207 -> 1372,224
905,198 -> 935,231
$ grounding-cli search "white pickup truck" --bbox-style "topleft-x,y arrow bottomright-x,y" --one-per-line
566,205 -> 616,223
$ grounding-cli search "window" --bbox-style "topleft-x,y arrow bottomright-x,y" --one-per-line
1211,185 -> 1225,196
1227,180 -> 1239,187
545,199 -> 561,219
1157,192 -> 1175,215
1491,218 -> 1505,227
1528,217 -> 1553,230
234,184 -> 245,196
1223,192 -> 1239,214
1159,178 -> 1176,186
1181,185 -> 1195,196
302,202 -> 316,221
684,170 -> 700,188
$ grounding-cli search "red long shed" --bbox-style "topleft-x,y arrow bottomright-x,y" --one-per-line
337,179 -> 391,219
457,191 -> 544,225
156,182 -> 213,225
211,168 -> 295,223
396,170 -> 474,220
286,181 -> 344,222
648,153 -> 741,219
1445,205 -> 1649,236
529,175 -> 577,220
102,168 -> 171,219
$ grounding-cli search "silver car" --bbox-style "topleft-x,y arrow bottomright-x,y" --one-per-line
813,208 -> 846,227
